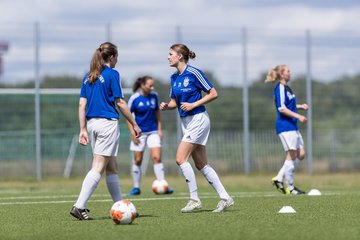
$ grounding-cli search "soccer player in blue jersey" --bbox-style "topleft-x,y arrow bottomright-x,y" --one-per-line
160,44 -> 234,212
70,42 -> 141,220
265,64 -> 308,195
126,76 -> 173,195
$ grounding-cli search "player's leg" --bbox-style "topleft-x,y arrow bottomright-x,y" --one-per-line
272,132 -> 291,194
127,151 -> 143,195
128,135 -> 146,195
192,145 -> 234,212
71,154 -> 109,220
148,133 -> 173,194
105,156 -> 122,202
177,141 -> 202,212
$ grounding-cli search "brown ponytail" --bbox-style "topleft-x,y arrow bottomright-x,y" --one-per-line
88,42 -> 118,84
132,75 -> 153,92
170,43 -> 196,63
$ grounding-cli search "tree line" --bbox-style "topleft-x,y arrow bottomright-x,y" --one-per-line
0,73 -> 359,133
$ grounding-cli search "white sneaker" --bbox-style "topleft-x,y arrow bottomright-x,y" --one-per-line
212,197 -> 234,212
181,199 -> 202,213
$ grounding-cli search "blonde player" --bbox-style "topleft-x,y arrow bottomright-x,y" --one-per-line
265,64 -> 307,195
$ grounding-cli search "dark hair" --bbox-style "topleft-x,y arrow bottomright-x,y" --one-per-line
170,43 -> 196,63
133,75 -> 153,92
88,42 -> 118,83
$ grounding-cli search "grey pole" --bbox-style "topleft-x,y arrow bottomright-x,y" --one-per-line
242,27 -> 250,174
106,22 -> 112,42
305,29 -> 313,174
175,26 -> 182,142
34,22 -> 42,181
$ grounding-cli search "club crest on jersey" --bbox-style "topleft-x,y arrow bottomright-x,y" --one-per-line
287,92 -> 295,99
183,78 -> 190,87
150,98 -> 156,108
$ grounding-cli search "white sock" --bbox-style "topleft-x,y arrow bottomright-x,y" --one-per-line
153,163 -> 165,180
132,164 -> 142,188
276,162 -> 286,182
284,159 -> 295,191
200,165 -> 230,200
106,174 -> 122,202
74,169 -> 101,209
294,158 -> 300,169
179,162 -> 199,201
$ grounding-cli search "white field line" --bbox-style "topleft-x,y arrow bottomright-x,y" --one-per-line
0,191 -> 342,206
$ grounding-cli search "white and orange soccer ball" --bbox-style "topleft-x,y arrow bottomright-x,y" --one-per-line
152,179 -> 169,194
110,200 -> 137,224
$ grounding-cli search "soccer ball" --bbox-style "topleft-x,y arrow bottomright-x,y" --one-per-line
110,200 -> 137,224
152,179 -> 169,194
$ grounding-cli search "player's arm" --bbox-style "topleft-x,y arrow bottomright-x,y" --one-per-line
297,103 -> 309,111
279,108 -> 307,124
115,98 -> 142,138
160,98 -> 177,111
125,117 -> 141,144
155,110 -> 163,139
180,87 -> 218,112
78,97 -> 88,145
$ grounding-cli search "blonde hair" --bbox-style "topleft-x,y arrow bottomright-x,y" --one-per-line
265,64 -> 287,83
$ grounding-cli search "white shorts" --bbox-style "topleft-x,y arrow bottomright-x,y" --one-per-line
278,130 -> 304,151
130,132 -> 161,152
181,112 -> 210,145
87,118 -> 120,156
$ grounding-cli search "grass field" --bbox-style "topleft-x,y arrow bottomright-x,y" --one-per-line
0,173 -> 359,240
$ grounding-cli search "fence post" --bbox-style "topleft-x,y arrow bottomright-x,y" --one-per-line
242,27 -> 250,174
34,22 -> 42,181
306,29 -> 313,174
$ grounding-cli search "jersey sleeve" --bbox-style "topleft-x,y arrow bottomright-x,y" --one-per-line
111,70 -> 124,99
189,67 -> 213,92
170,76 -> 176,99
153,92 -> 160,110
79,75 -> 88,98
275,84 -> 286,111
127,94 -> 136,113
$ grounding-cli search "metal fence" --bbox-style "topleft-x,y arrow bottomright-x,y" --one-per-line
0,22 -> 359,179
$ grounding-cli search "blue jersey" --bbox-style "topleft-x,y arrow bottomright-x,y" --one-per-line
80,65 -> 124,120
274,82 -> 298,134
170,65 -> 213,117
128,91 -> 159,133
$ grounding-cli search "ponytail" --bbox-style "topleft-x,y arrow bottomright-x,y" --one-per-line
88,42 -> 118,84
132,75 -> 153,92
265,64 -> 287,83
170,43 -> 196,63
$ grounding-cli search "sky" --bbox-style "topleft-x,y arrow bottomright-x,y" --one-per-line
0,0 -> 359,86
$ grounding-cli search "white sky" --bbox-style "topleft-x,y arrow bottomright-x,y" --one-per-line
0,0 -> 359,86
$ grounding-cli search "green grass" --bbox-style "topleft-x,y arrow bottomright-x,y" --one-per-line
0,173 -> 360,240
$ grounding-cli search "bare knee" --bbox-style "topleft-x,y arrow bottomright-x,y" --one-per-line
298,153 -> 305,160
298,149 -> 306,160
152,156 -> 161,164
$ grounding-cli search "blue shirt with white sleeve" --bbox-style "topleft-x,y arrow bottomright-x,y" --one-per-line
80,65 -> 123,120
170,65 -> 213,117
128,91 -> 159,133
274,82 -> 298,134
